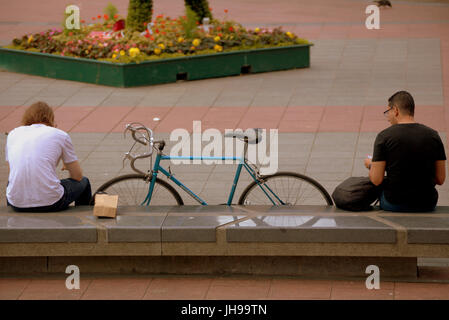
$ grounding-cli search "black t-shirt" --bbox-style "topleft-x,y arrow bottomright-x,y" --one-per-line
372,123 -> 446,207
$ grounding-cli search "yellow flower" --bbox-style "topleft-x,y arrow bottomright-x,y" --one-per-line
214,44 -> 223,52
27,35 -> 33,44
286,31 -> 294,39
88,45 -> 92,50
255,27 -> 260,33
190,46 -> 195,51
214,36 -> 220,42
85,50 -> 89,54
168,41 -> 173,47
177,37 -> 184,43
129,47 -> 140,58
120,50 -> 125,56
154,47 -> 161,55
112,54 -> 117,59
192,38 -> 201,46
158,43 -> 165,50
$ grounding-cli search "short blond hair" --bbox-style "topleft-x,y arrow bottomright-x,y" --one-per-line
21,101 -> 55,127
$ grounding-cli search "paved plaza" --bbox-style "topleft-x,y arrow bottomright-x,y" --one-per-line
1,272 -> 449,300
0,0 -> 449,299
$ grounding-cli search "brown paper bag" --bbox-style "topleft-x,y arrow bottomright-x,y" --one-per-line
93,194 -> 118,218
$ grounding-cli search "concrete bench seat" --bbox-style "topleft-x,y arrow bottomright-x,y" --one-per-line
1,205 -> 448,278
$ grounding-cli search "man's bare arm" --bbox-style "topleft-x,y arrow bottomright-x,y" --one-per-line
63,160 -> 83,182
369,161 -> 386,186
435,160 -> 446,185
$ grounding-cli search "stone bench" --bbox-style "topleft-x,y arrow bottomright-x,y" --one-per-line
1,205 -> 448,278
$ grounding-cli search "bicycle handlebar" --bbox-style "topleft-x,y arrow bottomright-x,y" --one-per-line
125,122 -> 154,146
123,122 -> 156,175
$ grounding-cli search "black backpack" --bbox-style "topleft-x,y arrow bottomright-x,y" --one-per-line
332,177 -> 382,211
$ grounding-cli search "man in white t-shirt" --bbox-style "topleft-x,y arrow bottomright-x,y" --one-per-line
5,101 -> 91,212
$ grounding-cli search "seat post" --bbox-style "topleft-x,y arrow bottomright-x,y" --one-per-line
243,137 -> 249,161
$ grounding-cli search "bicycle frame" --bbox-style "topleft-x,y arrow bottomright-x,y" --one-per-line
123,123 -> 285,206
141,152 -> 286,206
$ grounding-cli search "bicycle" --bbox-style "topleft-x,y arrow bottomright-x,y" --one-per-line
94,122 -> 333,206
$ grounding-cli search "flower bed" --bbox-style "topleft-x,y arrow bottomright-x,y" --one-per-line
0,7 -> 312,87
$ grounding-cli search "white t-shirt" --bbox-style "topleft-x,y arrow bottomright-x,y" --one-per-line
5,124 -> 78,208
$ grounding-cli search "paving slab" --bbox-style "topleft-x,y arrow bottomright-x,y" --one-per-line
162,215 -> 243,242
225,215 -> 396,243
0,214 -> 97,243
381,215 -> 449,244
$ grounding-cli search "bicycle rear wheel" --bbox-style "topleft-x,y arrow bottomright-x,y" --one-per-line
238,172 -> 333,205
94,174 -> 183,206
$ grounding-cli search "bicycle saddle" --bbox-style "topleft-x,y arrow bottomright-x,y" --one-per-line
224,128 -> 263,144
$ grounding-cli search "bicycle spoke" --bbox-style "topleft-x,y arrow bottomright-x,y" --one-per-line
240,173 -> 331,206
97,175 -> 182,206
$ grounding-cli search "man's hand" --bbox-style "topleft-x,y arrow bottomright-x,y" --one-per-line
364,157 -> 372,169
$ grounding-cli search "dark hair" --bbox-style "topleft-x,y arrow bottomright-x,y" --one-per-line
21,101 -> 55,127
388,91 -> 414,116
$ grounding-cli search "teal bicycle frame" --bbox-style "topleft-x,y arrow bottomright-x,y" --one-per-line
141,153 -> 285,206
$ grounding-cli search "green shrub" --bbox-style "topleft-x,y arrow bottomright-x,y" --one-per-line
127,0 -> 153,32
181,6 -> 199,39
104,3 -> 118,20
184,0 -> 212,23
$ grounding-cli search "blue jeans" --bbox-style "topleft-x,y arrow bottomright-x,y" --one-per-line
7,177 -> 92,212
379,191 -> 436,212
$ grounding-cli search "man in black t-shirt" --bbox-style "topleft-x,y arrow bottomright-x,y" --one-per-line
364,91 -> 446,212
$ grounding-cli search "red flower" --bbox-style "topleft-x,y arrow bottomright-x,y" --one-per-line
81,19 -> 85,23
113,19 -> 125,32
217,26 -> 221,31
209,7 -> 213,11
144,33 -> 150,38
104,14 -> 109,20
224,9 -> 228,13
143,22 -> 148,26
162,31 -> 166,35
114,14 -> 118,19
228,26 -> 234,32
97,15 -> 101,19
155,29 -> 159,33
68,31 -> 73,36
92,17 -> 96,20
218,33 -> 223,37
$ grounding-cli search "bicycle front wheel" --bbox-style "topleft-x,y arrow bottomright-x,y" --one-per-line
238,172 -> 333,206
95,174 -> 183,206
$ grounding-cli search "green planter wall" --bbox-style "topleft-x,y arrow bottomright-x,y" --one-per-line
0,44 -> 311,87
